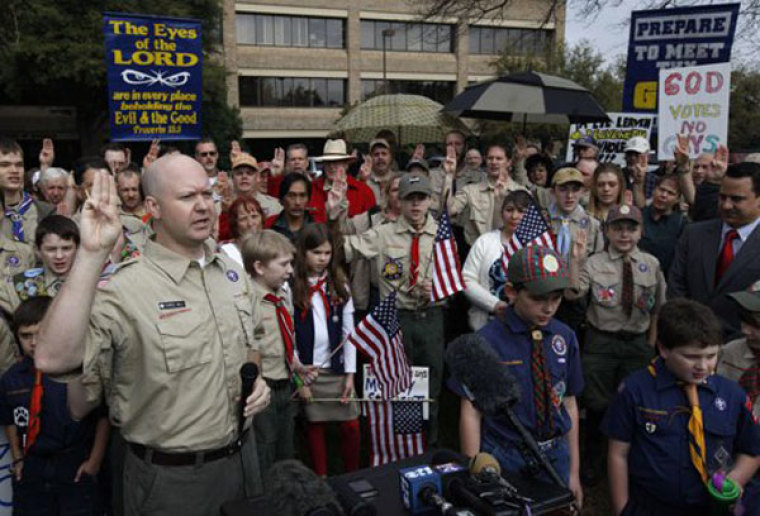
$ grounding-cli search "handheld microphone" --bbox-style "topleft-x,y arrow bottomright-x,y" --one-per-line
446,333 -> 567,489
469,453 -> 531,503
239,362 -> 259,438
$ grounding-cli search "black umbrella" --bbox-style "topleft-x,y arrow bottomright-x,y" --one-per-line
442,71 -> 610,125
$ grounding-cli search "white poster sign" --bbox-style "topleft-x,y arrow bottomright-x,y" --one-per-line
566,112 -> 656,165
658,62 -> 730,158
363,365 -> 429,419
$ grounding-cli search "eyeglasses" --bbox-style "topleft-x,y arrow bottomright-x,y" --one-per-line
198,151 -> 217,157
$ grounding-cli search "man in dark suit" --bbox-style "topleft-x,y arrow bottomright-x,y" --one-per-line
669,162 -> 760,339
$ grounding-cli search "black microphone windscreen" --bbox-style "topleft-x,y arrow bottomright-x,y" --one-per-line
445,333 -> 520,414
240,362 -> 259,381
265,460 -> 343,515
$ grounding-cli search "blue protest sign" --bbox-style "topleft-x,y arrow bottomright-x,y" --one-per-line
622,3 -> 739,112
104,13 -> 202,141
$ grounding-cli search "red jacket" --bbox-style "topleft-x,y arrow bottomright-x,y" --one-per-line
308,176 -> 376,223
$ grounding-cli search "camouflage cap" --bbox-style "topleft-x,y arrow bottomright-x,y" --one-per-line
507,246 -> 570,295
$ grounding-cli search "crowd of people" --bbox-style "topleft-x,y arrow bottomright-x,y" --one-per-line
0,128 -> 759,515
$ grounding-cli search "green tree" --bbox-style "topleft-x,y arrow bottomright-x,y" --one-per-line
728,66 -> 760,151
0,0 -> 240,154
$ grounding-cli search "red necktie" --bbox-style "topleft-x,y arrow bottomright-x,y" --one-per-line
715,229 -> 739,285
263,293 -> 296,371
409,235 -> 420,287
301,277 -> 330,321
24,369 -> 43,454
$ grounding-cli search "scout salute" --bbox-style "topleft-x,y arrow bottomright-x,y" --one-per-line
329,174 -> 446,445
452,246 -> 584,507
547,167 -> 603,331
446,144 -> 528,246
566,204 -> 666,484
603,299 -> 760,514
33,156 -> 270,516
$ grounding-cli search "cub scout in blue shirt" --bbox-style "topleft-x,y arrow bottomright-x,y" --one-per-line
603,298 -> 760,515
454,246 -> 584,507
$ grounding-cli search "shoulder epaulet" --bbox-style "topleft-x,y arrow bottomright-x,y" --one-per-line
96,257 -> 140,287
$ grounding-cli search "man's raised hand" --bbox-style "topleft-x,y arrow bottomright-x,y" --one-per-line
79,171 -> 122,256
39,138 -> 54,170
443,144 -> 457,176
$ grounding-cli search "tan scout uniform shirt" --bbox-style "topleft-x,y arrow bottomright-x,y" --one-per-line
340,209 -> 393,311
367,171 -> 396,207
1,268 -> 64,312
0,237 -> 34,374
251,280 -> 292,381
569,247 -> 666,334
0,236 -> 34,287
450,178 -> 528,246
343,215 -> 442,310
430,166 -> 484,224
81,239 -> 256,452
718,338 -> 760,420
1,201 -> 51,245
547,204 -> 604,259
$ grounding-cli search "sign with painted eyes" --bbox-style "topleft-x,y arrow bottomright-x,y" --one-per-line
104,13 -> 203,141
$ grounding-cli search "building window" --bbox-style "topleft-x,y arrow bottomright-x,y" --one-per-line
236,13 -> 345,49
469,26 -> 552,55
239,77 -> 346,107
360,20 -> 453,53
360,80 -> 455,104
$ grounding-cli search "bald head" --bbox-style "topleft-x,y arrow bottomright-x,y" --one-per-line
143,154 -> 206,198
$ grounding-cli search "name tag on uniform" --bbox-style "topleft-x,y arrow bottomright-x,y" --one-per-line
158,300 -> 186,310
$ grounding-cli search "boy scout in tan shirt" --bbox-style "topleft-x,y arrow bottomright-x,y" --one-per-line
331,174 -> 446,445
566,203 -> 665,483
241,230 -> 306,475
446,144 -> 528,246
33,157 -> 271,516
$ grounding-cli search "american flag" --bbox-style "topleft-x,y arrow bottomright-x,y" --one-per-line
347,292 -> 412,398
501,199 -> 554,274
365,400 -> 426,466
431,211 -> 465,301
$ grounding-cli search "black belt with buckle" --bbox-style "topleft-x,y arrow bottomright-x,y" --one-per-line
128,439 -> 242,467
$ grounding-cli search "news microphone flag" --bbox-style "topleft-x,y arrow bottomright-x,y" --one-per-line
501,198 -> 554,274
366,400 -> 426,467
347,291 -> 411,398
431,210 -> 465,301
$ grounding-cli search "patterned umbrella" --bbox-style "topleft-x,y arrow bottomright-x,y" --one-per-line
442,71 -> 610,125
332,93 -> 471,145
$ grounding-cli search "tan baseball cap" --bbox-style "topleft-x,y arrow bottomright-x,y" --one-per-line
551,167 -> 584,186
232,153 -> 259,171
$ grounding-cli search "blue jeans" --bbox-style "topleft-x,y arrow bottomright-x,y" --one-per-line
481,432 -> 570,485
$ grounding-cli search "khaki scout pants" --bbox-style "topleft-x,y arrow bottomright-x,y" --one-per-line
582,326 -> 654,411
122,431 -> 261,516
398,306 -> 444,446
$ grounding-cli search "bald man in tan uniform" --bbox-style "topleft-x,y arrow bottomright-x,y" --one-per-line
34,155 -> 271,516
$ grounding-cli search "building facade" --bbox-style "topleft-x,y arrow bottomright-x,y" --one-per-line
221,0 -> 565,147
